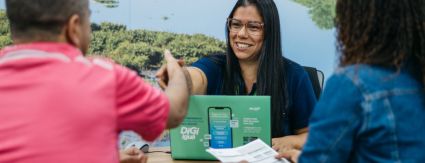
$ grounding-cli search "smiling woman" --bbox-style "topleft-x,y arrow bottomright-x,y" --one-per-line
156,0 -> 318,153
228,5 -> 264,64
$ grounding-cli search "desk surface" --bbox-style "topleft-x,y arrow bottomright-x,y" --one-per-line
147,147 -> 219,163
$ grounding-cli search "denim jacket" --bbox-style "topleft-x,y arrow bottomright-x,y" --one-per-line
300,65 -> 425,163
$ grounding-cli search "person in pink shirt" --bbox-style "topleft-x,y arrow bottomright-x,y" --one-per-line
0,0 -> 189,163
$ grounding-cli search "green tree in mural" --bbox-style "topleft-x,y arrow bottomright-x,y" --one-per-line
0,10 -> 226,73
0,10 -> 12,47
88,23 -> 226,70
293,0 -> 336,30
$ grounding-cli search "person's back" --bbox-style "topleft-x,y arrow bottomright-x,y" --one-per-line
300,65 -> 425,162
350,65 -> 425,162
279,0 -> 425,162
0,0 -> 189,162
0,43 -> 169,162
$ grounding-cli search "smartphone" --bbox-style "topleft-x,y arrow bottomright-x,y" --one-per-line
208,107 -> 233,148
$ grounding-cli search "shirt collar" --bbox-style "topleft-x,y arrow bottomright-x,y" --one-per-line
0,42 -> 83,59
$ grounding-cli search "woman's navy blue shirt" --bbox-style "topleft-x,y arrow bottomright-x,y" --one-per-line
192,55 -> 317,136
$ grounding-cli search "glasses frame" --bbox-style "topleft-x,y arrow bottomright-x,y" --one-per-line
227,18 -> 264,36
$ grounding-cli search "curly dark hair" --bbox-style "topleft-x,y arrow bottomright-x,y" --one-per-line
336,0 -> 425,84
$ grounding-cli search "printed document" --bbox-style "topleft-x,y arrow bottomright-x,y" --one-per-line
206,139 -> 290,163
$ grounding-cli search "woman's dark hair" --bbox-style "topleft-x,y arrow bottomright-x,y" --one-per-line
223,0 -> 288,137
336,0 -> 425,84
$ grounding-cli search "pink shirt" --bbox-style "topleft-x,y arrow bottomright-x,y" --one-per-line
0,42 -> 169,163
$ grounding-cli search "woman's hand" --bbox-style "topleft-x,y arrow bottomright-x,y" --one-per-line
275,148 -> 301,163
272,133 -> 307,153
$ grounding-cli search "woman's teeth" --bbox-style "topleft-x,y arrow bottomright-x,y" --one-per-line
237,43 -> 250,48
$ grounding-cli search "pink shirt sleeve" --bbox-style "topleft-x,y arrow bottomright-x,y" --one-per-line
114,64 -> 169,141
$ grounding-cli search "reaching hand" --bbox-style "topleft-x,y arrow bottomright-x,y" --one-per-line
155,50 -> 184,90
155,49 -> 190,128
119,147 -> 148,163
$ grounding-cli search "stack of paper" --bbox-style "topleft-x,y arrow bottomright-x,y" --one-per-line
206,139 -> 290,163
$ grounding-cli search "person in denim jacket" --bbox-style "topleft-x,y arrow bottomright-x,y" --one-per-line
278,0 -> 425,162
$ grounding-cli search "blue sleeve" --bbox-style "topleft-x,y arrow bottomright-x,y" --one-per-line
299,73 -> 362,163
191,57 -> 221,95
291,70 -> 317,130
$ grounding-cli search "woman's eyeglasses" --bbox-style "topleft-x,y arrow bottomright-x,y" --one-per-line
227,18 -> 264,36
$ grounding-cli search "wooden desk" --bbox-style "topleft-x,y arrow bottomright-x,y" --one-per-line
147,147 -> 219,163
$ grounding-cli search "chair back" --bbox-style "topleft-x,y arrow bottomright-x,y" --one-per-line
303,66 -> 325,99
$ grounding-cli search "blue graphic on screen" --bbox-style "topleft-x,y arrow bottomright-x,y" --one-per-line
208,107 -> 232,148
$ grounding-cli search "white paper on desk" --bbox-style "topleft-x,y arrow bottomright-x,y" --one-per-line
206,139 -> 290,163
